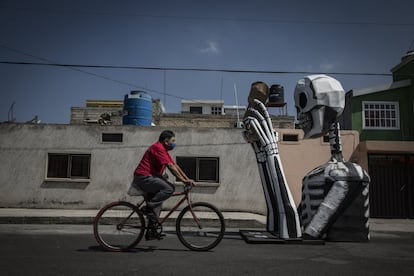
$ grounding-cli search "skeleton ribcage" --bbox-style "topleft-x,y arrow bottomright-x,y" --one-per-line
299,166 -> 333,227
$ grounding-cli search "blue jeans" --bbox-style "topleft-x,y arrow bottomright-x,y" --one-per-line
132,174 -> 175,219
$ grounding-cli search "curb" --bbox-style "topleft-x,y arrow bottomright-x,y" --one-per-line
1,209 -> 413,232
0,209 -> 266,229
0,216 -> 265,229
0,216 -> 94,225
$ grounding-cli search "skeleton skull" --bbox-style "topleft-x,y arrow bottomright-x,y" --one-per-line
294,74 -> 345,139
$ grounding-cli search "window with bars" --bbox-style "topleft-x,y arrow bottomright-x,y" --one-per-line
47,153 -> 91,179
362,101 -> 400,130
211,106 -> 222,115
176,156 -> 219,183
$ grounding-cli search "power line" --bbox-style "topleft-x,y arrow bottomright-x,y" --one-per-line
0,60 -> 392,77
2,6 -> 414,27
0,43 -> 186,101
0,43 -> 238,106
0,42 -> 397,113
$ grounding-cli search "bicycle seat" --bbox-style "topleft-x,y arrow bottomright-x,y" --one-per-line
127,185 -> 146,197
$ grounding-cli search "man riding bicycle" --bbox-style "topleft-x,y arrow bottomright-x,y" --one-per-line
132,130 -> 194,240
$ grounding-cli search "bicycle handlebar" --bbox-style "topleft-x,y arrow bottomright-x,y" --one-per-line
184,183 -> 193,192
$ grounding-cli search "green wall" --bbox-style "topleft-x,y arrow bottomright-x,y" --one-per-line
352,86 -> 414,141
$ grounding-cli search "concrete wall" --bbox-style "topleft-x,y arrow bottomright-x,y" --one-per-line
71,107 -> 123,125
71,106 -> 295,129
0,123 -> 359,214
154,113 -> 295,129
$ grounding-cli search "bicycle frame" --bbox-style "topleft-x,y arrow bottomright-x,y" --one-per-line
136,186 -> 201,228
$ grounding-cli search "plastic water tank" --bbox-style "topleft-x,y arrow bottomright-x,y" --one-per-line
269,84 -> 284,103
122,91 -> 152,126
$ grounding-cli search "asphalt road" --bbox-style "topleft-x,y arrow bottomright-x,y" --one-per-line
1,225 -> 414,276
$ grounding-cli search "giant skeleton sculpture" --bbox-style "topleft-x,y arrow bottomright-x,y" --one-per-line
243,75 -> 370,241
294,75 -> 370,241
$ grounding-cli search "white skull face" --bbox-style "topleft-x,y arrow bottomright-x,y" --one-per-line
294,75 -> 345,139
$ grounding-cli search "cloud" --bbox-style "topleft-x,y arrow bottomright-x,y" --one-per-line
319,62 -> 335,71
200,40 -> 220,54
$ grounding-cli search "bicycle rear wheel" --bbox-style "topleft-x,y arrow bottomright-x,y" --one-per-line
176,202 -> 225,251
93,201 -> 145,252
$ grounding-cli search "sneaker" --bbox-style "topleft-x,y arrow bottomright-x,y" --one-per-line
145,228 -> 158,241
145,228 -> 166,241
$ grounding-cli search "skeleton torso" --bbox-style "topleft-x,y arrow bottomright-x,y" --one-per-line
299,123 -> 370,240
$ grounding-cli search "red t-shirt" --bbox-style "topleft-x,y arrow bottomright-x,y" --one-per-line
134,141 -> 174,177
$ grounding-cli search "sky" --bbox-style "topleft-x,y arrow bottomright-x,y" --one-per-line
1,0 -> 414,124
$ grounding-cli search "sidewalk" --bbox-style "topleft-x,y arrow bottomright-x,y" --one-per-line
0,208 -> 413,232
0,208 -> 265,229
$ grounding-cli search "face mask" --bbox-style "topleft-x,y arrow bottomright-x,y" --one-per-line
167,142 -> 176,151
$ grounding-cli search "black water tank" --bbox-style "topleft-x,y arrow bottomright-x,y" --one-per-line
269,84 -> 284,103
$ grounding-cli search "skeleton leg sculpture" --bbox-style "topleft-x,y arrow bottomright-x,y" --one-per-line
243,82 -> 301,239
295,75 -> 370,241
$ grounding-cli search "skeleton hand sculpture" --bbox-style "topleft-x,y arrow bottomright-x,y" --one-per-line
243,82 -> 302,239
294,75 -> 370,241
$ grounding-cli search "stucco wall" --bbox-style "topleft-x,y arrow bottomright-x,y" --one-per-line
0,123 -> 359,214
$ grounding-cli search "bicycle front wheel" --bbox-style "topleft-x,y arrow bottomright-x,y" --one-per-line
93,201 -> 145,252
176,202 -> 225,251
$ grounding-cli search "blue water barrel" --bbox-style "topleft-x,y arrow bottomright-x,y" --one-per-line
122,91 -> 152,126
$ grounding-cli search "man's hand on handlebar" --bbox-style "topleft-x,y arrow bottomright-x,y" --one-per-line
184,179 -> 195,186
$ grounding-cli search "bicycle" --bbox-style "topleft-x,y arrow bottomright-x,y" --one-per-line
93,183 -> 225,252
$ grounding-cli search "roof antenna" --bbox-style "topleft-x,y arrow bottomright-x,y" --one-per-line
8,102 -> 16,122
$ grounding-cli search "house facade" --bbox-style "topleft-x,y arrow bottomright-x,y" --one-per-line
0,123 -> 360,214
342,51 -> 414,218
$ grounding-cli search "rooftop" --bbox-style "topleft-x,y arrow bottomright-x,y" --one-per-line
352,79 -> 411,97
